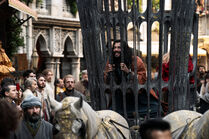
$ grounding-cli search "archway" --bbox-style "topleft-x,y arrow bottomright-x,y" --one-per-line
60,36 -> 73,78
36,35 -> 47,73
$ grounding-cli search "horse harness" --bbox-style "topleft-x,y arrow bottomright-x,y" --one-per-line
56,99 -> 132,138
173,116 -> 201,138
68,117 -> 127,139
100,117 -> 127,139
100,116 -> 139,139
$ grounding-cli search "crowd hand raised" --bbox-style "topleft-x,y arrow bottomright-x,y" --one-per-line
120,63 -> 129,73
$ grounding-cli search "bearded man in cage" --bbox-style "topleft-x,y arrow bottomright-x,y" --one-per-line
104,40 -> 160,118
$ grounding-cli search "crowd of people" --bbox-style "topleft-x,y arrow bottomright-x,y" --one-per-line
1,39 -> 206,139
0,68 -> 89,138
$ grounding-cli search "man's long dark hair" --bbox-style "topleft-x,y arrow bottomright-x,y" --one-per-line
112,40 -> 132,69
112,40 -> 132,84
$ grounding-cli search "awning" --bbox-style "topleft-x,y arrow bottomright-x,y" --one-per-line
8,0 -> 37,20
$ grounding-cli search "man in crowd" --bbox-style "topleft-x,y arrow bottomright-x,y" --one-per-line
74,70 -> 90,101
22,70 -> 36,87
56,74 -> 86,102
140,119 -> 172,139
0,78 -> 15,98
42,69 -> 54,99
197,65 -> 207,93
23,70 -> 36,80
104,40 -> 159,117
23,78 -> 38,99
10,95 -> 53,139
1,81 -> 18,104
198,65 -> 206,78
55,78 -> 65,95
36,74 -> 51,122
22,70 -> 36,92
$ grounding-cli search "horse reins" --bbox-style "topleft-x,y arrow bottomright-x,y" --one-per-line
109,119 -> 139,135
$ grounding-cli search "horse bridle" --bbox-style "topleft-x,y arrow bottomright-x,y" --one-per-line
54,104 -> 86,138
71,118 -> 86,138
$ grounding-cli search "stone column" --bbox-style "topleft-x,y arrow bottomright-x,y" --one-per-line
45,57 -> 61,81
26,16 -> 33,67
45,57 -> 55,70
71,58 -> 80,82
54,58 -> 61,79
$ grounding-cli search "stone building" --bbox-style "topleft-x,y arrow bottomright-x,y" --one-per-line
19,0 -> 83,82
196,0 -> 209,70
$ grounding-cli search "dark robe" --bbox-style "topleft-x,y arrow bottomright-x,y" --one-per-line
56,89 -> 86,102
104,56 -> 160,118
10,120 -> 53,139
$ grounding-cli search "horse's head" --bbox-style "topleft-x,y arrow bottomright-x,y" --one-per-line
49,96 -> 101,139
49,96 -> 88,138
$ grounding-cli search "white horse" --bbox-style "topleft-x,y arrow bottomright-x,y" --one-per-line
163,110 -> 209,139
49,96 -> 131,139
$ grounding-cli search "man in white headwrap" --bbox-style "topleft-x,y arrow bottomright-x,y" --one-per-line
10,95 -> 53,139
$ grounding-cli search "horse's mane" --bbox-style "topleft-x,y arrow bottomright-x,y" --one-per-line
77,99 -> 102,138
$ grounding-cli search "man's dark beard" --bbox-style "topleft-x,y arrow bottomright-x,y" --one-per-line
66,87 -> 73,92
38,83 -> 45,89
24,111 -> 41,123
